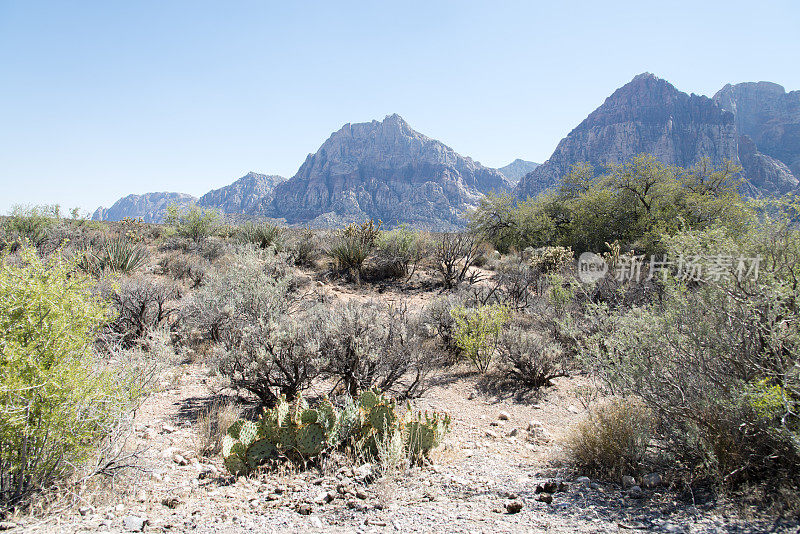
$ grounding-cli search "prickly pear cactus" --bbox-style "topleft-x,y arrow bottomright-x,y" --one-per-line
406,411 -> 451,461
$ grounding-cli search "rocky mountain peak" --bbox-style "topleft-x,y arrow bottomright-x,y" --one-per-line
258,115 -> 510,229
515,73 -> 739,199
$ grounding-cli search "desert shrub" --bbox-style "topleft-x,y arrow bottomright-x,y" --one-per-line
1,205 -> 59,251
318,301 -> 434,398
286,227 -> 318,266
496,327 -> 570,388
158,251 -> 210,288
529,246 -> 574,274
418,293 -> 470,356
165,204 -> 220,242
329,219 -> 381,282
582,213 -> 800,493
185,246 -> 295,340
193,400 -> 240,457
434,232 -> 484,289
0,247 -> 142,507
373,225 -> 428,280
450,303 -> 512,372
565,398 -> 652,480
215,312 -> 323,406
76,237 -> 149,276
102,276 -> 178,347
237,222 -> 282,250
471,157 -> 753,255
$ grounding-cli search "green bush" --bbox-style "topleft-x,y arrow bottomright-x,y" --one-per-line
471,156 -> 753,255
2,205 -> 59,251
165,204 -> 220,242
374,225 -> 428,279
582,209 -> 800,494
237,222 -> 282,250
450,304 -> 512,372
0,248 -> 137,507
329,219 -> 381,282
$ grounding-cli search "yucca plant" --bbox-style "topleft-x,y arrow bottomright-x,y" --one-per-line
329,219 -> 381,282
76,238 -> 149,276
103,237 -> 149,273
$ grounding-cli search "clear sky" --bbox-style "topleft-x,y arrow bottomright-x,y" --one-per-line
1,0 -> 798,214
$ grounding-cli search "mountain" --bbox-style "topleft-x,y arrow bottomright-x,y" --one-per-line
713,82 -> 800,192
92,192 -> 196,223
516,73 -> 742,199
197,172 -> 285,214
257,114 -> 511,230
498,159 -> 539,183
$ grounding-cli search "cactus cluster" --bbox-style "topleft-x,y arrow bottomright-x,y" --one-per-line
353,389 -> 451,462
222,389 -> 451,475
222,394 -> 338,475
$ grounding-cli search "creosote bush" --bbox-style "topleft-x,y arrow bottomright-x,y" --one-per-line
450,303 -> 512,372
373,225 -> 428,280
165,204 -> 220,242
496,326 -> 570,388
0,247 -> 141,508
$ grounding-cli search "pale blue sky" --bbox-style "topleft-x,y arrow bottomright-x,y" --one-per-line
1,1 -> 798,214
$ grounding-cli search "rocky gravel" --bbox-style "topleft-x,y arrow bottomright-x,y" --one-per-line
13,362 -> 798,533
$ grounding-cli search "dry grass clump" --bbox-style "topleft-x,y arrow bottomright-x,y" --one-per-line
193,400 -> 241,457
565,397 -> 652,480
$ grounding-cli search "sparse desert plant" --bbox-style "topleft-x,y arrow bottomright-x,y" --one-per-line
318,301 -> 434,398
0,247 -> 144,508
193,400 -> 241,457
450,303 -> 512,372
373,225 -> 428,280
565,398 -> 652,480
434,232 -> 484,289
158,251 -> 210,288
215,313 -> 324,406
237,222 -> 282,250
329,219 -> 381,282
286,227 -> 318,266
102,276 -> 178,347
76,237 -> 149,276
418,293 -> 469,356
496,326 -> 570,388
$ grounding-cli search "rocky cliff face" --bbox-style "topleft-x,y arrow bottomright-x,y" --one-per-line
258,114 -> 511,230
498,159 -> 539,183
198,172 -> 285,214
714,82 -> 800,182
92,192 -> 197,223
516,73 -> 741,199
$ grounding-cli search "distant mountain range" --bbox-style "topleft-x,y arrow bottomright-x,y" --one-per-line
516,73 -> 800,199
497,159 -> 539,183
93,74 -> 800,227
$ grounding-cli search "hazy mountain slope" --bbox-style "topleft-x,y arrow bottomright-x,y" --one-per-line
498,159 -> 539,183
197,172 -> 285,214
92,192 -> 196,223
259,114 -> 511,230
